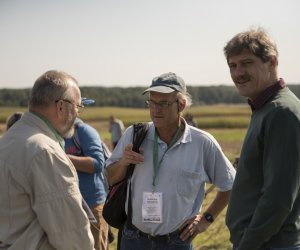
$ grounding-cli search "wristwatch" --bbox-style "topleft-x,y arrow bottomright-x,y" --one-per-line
203,212 -> 214,223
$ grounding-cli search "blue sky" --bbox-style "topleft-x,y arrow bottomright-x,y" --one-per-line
0,0 -> 299,88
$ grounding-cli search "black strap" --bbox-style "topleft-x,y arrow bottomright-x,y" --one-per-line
126,123 -> 149,178
126,123 -> 149,225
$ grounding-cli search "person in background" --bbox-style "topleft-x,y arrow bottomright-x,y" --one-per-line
224,28 -> 300,250
109,115 -> 125,148
6,111 -> 23,130
65,117 -> 109,250
184,113 -> 198,128
0,70 -> 94,249
106,72 -> 236,250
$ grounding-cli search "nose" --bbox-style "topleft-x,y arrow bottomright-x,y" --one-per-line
150,105 -> 162,115
154,104 -> 164,110
231,65 -> 245,81
234,64 -> 246,76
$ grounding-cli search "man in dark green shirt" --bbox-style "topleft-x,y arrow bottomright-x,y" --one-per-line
224,28 -> 300,250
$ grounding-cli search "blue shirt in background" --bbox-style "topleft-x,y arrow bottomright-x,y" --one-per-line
65,119 -> 106,207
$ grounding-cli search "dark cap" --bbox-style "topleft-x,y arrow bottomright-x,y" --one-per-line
143,72 -> 186,94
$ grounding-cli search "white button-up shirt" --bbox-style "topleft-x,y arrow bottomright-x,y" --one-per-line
106,120 -> 235,235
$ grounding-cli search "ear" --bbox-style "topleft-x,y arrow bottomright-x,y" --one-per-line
55,100 -> 64,117
269,56 -> 278,68
178,100 -> 186,113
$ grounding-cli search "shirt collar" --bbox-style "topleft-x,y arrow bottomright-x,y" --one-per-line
148,118 -> 191,144
248,78 -> 286,111
30,111 -> 65,150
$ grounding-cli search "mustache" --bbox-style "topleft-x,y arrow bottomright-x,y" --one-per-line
236,75 -> 251,83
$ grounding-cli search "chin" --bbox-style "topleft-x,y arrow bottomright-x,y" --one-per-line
237,85 -> 249,97
153,120 -> 163,128
61,126 -> 75,139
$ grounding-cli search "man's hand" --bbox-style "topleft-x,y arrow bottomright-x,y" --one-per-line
179,214 -> 211,242
106,144 -> 144,185
119,144 -> 144,166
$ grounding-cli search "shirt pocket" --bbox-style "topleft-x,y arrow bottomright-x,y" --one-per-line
177,169 -> 202,200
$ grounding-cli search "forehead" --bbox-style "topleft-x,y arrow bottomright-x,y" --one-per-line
228,49 -> 258,64
68,82 -> 81,99
149,91 -> 176,100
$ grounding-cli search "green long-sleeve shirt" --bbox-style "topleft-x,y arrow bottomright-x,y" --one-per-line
226,88 -> 300,250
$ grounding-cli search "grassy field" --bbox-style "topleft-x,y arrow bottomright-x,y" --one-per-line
0,104 -> 250,249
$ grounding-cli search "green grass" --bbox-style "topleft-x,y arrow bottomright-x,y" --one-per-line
81,104 -> 251,128
196,116 -> 250,128
186,104 -> 251,117
207,128 -> 246,162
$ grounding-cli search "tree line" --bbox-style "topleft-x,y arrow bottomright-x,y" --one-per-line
1,84 -> 300,107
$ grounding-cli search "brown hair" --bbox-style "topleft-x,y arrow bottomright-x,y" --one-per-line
224,27 -> 278,63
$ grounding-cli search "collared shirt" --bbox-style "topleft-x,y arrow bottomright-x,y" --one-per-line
248,78 -> 286,111
106,120 -> 235,235
0,112 -> 94,249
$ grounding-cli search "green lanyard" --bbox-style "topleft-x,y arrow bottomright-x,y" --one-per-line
152,127 -> 182,190
30,111 -> 65,150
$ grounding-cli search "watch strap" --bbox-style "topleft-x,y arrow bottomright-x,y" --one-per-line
203,212 -> 214,223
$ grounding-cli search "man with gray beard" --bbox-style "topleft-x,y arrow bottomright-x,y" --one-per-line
0,70 -> 95,249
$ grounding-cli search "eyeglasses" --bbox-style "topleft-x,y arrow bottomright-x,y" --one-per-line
55,99 -> 85,112
145,99 -> 178,109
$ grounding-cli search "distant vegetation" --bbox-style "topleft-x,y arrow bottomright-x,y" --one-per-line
0,105 -> 251,128
1,84 -> 299,107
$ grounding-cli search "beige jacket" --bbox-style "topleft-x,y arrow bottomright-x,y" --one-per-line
0,112 -> 94,250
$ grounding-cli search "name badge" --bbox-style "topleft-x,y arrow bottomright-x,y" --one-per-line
142,192 -> 162,223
